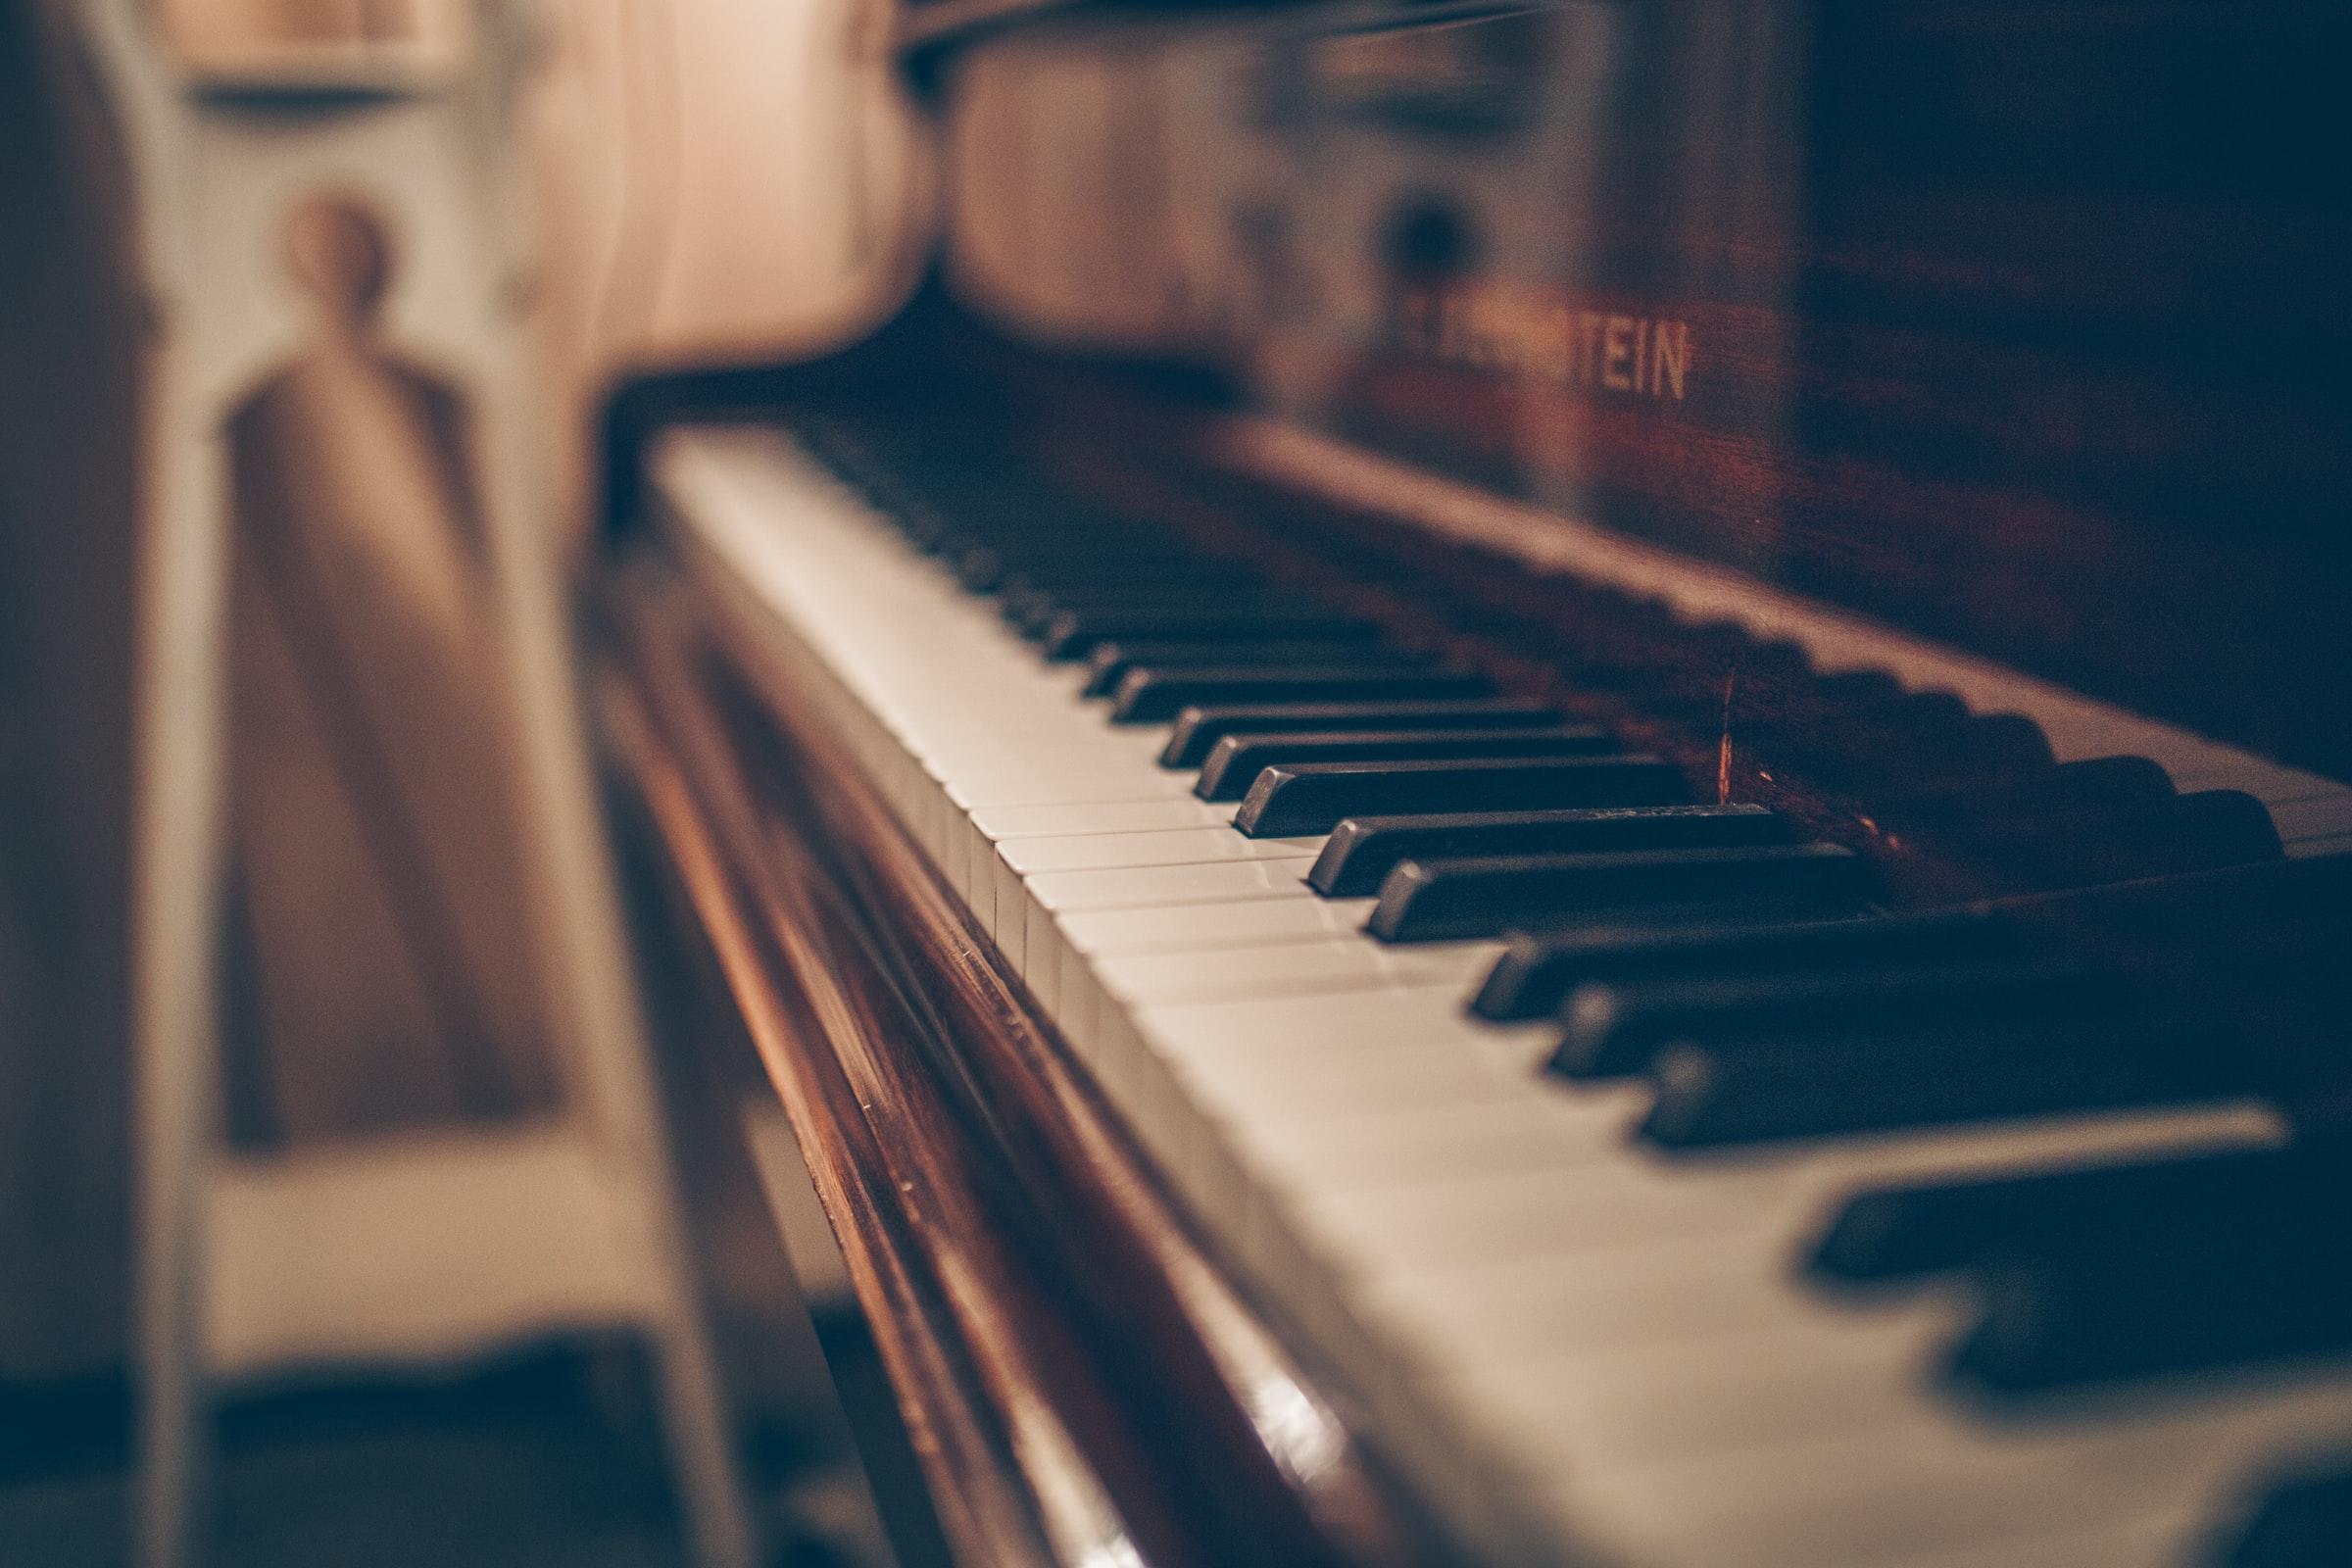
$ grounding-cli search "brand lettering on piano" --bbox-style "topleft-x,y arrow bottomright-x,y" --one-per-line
1401,284 -> 1691,401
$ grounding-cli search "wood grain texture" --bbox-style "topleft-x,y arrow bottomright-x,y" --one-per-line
600,564 -> 1452,1568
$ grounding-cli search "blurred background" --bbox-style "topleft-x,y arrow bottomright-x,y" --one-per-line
0,1 -> 920,1562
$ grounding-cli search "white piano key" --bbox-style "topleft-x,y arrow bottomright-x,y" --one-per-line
1057,895 -> 1382,956
999,826 -> 1313,875
971,798 -> 1237,838
1027,856 -> 1322,911
1465,1304 -> 1972,1475
922,741 -> 1161,774
989,853 -> 1023,965
1155,1035 -> 1544,1240
1245,1090 -> 1649,1212
944,771 -> 1205,807
1095,936 -> 1497,1006
1132,981 -> 1546,1068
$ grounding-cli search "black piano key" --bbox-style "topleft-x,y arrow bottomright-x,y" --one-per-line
1084,642 -> 1434,700
1976,788 -> 2285,891
1160,698 -> 1562,767
1911,711 -> 2055,778
1311,803 -> 1788,899
1808,1142 -> 2346,1285
1470,906 -> 2020,1021
1807,669 -> 1911,709
1196,725 -> 1618,802
1047,611 -> 1383,661
1670,682 -> 1946,747
1747,700 -> 2057,792
1110,666 -> 1492,724
2210,1463 -> 2352,1568
1639,1016 -> 2231,1149
1549,957 -> 2129,1080
1812,717 -> 2059,793
1234,754 -> 1690,838
1367,842 -> 1865,944
1876,754 -> 2177,841
1948,1217 -> 2352,1393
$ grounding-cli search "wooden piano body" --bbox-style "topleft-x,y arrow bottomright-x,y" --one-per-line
592,4 -> 2352,1564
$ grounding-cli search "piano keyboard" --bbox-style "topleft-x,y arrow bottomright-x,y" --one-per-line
651,422 -> 2352,1568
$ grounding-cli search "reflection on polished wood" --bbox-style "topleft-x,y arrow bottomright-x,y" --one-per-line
941,2 -> 2352,785
603,564 -> 1453,1568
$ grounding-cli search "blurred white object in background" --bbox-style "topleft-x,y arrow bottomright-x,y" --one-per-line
82,4 -> 762,1564
161,0 -> 928,529
524,0 -> 927,524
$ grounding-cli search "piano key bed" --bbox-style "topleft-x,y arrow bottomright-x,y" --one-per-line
625,416 -> 2352,1568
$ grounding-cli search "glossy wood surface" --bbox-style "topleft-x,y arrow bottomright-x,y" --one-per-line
601,563 -> 1455,1568
932,0 -> 2352,785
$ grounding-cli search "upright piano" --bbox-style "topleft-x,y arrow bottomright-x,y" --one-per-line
595,3 -> 2352,1564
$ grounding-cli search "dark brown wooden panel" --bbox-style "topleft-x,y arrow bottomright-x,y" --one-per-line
928,0 -> 2352,781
